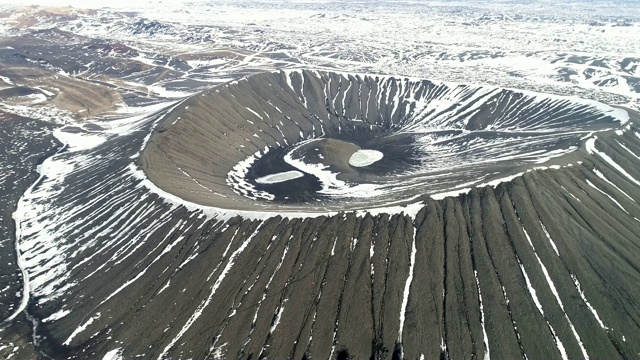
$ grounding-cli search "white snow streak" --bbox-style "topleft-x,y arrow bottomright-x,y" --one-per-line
474,270 -> 491,360
518,258 -> 568,360
522,229 -> 588,359
593,169 -> 635,202
102,348 -> 124,360
586,179 -> 629,214
588,137 -> 640,187
64,313 -> 100,345
158,224 -> 263,359
398,225 -> 417,343
540,222 -> 560,257
571,274 -> 608,330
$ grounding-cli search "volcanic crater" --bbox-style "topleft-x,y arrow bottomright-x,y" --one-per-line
4,3 -> 640,360
9,71 -> 640,360
142,70 -> 627,210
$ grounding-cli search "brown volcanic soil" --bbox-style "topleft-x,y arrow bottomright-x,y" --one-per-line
0,63 -> 122,118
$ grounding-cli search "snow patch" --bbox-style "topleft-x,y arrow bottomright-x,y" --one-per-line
349,149 -> 384,167
102,348 -> 123,360
255,170 -> 304,184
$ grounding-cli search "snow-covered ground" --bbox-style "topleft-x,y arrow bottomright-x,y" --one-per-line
1,0 -> 639,111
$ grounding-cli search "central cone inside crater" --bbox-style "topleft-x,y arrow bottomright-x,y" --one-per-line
293,138 -> 364,172
142,70 -> 627,211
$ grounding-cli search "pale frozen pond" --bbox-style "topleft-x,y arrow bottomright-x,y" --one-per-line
256,170 -> 304,184
349,149 -> 384,167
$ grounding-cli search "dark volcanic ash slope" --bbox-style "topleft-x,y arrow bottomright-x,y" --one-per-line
0,111 -> 58,359
5,70 -> 640,360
